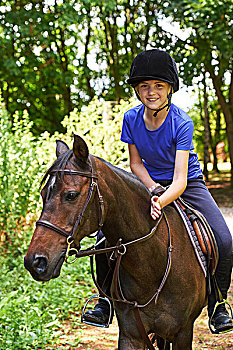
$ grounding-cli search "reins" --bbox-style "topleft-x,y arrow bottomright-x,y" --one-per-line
89,212 -> 172,308
36,154 -> 173,350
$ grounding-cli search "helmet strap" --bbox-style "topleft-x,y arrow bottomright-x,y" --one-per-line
153,88 -> 172,118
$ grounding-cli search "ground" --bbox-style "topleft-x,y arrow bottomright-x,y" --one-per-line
50,170 -> 233,349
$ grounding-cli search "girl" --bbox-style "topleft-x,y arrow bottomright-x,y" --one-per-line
83,49 -> 233,334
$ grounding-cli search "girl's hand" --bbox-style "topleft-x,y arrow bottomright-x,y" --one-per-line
151,195 -> 162,220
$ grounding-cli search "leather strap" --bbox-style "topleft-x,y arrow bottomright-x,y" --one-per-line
150,184 -> 166,196
133,308 -> 155,350
36,219 -> 71,238
50,168 -> 98,179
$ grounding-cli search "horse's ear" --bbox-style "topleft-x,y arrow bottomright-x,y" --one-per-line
73,134 -> 89,163
56,140 -> 69,158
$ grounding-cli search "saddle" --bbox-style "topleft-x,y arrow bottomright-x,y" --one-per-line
151,185 -> 219,278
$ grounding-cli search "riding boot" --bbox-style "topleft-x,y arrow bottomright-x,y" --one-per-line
208,257 -> 233,333
82,232 -> 113,326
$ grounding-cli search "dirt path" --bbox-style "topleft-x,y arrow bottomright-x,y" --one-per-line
53,207 -> 233,350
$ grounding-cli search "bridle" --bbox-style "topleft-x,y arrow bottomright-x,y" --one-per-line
36,155 -> 105,262
36,153 -> 173,350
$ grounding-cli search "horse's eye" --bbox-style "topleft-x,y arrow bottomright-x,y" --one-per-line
65,191 -> 79,202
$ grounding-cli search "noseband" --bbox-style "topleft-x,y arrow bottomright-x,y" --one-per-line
36,155 -> 104,262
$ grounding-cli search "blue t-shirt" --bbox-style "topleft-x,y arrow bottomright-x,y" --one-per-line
121,103 -> 203,181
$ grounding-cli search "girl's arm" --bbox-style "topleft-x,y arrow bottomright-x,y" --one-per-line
151,149 -> 189,219
156,149 -> 189,205
128,144 -> 189,219
128,144 -> 158,190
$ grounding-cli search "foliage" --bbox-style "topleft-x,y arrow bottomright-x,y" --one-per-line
0,105 -> 38,237
62,96 -> 138,168
0,101 -> 59,245
190,87 -> 227,161
0,95 -> 139,246
157,0 -> 232,83
0,0 -> 178,134
0,99 -> 114,349
0,0 -> 83,134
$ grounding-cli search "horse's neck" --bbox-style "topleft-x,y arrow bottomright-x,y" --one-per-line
97,160 -> 153,245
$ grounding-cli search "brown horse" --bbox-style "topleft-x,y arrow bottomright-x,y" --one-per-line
24,135 -> 206,349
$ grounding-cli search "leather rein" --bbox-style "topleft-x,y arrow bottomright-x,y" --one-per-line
36,155 -> 173,350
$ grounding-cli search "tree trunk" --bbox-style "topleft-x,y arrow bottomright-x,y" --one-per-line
203,75 -> 210,180
208,72 -> 233,186
83,20 -> 95,100
212,108 -> 221,172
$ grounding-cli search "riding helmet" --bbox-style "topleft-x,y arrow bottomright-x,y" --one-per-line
127,49 -> 179,92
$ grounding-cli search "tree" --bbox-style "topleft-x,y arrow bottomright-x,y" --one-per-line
0,0 -> 84,134
203,74 -> 210,180
0,0 -> 175,133
157,0 -> 233,183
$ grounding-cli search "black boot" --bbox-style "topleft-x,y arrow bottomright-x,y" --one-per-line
208,257 -> 233,333
83,298 -> 112,326
82,232 -> 113,326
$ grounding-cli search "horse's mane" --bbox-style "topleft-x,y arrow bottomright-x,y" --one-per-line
97,157 -> 149,196
41,151 -> 149,197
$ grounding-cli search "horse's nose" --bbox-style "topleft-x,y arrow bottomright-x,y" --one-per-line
24,254 -> 48,275
32,254 -> 48,274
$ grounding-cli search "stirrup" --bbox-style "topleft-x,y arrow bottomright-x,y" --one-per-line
81,294 -> 112,328
209,300 -> 233,334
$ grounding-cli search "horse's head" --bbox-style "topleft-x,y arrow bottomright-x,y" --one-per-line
24,135 -> 102,281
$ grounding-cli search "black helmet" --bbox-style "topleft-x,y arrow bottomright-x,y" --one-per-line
127,49 -> 179,92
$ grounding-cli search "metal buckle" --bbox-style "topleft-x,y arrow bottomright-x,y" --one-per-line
65,236 -> 79,264
81,294 -> 112,328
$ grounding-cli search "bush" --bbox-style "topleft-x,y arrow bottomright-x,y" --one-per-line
0,106 -> 40,240
62,96 -> 138,168
0,103 -> 61,247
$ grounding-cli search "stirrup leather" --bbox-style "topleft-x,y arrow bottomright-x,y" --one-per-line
81,294 -> 112,328
209,300 -> 233,334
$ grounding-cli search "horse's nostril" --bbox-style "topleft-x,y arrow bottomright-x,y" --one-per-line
32,255 -> 48,274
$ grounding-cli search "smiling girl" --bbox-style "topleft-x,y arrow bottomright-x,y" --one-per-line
120,49 -> 233,333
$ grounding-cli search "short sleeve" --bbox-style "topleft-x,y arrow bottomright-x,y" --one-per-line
176,120 -> 194,150
121,114 -> 135,144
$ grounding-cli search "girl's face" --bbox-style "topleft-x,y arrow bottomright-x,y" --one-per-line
136,80 -> 171,110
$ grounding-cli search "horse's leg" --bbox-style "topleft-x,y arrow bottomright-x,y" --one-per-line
118,330 -> 146,350
172,325 -> 193,350
165,342 -> 171,350
156,336 -> 171,350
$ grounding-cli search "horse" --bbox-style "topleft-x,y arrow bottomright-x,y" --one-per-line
24,134 -> 206,349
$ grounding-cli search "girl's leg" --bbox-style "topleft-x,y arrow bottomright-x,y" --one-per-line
83,231 -> 113,326
181,180 -> 232,259
181,180 -> 233,332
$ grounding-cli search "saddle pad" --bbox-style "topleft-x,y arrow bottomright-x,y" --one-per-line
173,201 -> 208,277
